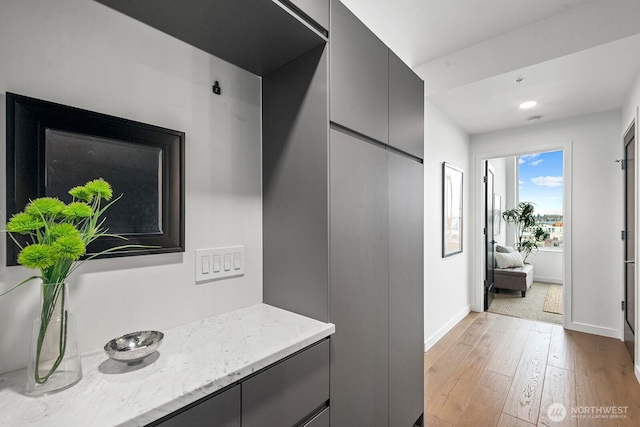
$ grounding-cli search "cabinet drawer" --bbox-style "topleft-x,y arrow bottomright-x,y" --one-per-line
155,385 -> 240,427
303,407 -> 329,427
242,339 -> 330,427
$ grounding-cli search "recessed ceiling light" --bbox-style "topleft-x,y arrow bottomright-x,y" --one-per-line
520,101 -> 537,109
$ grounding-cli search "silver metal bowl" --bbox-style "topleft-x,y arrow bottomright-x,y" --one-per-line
104,330 -> 164,366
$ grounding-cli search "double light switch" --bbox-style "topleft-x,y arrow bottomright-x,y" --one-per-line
196,246 -> 245,282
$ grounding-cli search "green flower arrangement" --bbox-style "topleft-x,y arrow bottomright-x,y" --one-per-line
2,179 -> 138,387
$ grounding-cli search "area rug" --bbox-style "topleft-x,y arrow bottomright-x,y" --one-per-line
488,282 -> 563,325
543,284 -> 564,315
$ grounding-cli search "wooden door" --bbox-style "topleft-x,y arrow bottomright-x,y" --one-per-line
624,124 -> 636,361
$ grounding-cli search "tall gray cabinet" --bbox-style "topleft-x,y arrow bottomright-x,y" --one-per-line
264,1 -> 424,426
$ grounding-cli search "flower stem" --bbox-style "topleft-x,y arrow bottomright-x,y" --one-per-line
34,283 -> 68,384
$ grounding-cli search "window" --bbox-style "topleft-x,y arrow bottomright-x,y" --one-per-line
518,150 -> 564,248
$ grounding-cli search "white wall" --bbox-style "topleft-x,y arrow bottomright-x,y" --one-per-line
528,250 -> 563,284
472,110 -> 622,338
0,0 -> 263,374
423,99 -> 472,350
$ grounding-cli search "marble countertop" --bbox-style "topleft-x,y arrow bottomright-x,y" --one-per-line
0,303 -> 335,426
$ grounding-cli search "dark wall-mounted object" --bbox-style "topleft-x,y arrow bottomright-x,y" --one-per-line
6,92 -> 185,266
95,0 -> 327,76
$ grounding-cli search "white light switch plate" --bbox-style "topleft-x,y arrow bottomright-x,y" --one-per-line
196,246 -> 245,282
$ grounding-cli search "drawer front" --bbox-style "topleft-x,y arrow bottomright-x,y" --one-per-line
303,407 -> 329,427
156,385 -> 240,427
242,339 -> 330,427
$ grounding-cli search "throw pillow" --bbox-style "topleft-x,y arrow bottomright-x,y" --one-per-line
495,251 -> 524,269
496,245 -> 516,253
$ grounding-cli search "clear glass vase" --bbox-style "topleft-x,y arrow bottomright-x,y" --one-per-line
26,282 -> 82,395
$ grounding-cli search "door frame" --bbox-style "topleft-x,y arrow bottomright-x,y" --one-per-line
622,117 -> 638,372
473,142 -> 572,330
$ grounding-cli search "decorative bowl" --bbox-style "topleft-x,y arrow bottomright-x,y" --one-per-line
104,330 -> 164,365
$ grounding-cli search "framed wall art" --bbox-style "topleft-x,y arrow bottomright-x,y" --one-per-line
442,162 -> 463,257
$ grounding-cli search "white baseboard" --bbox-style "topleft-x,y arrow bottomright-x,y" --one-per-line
424,305 -> 472,352
533,276 -> 562,285
566,321 -> 620,339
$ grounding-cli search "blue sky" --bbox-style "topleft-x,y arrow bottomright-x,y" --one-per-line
519,150 -> 563,216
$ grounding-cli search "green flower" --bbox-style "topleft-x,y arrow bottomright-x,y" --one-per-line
17,244 -> 56,269
62,202 -> 93,219
68,186 -> 94,203
85,179 -> 112,201
6,212 -> 44,233
52,234 -> 86,260
49,223 -> 80,240
25,197 -> 66,218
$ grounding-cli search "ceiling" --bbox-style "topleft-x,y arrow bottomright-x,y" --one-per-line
341,0 -> 640,135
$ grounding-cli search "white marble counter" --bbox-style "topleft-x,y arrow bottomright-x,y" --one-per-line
0,303 -> 335,426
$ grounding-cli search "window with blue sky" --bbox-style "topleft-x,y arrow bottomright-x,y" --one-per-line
518,150 -> 563,248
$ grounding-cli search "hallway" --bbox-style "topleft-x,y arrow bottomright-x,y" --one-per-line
424,312 -> 640,426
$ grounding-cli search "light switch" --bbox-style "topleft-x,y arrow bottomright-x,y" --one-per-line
213,255 -> 221,273
202,255 -> 210,274
195,246 -> 245,283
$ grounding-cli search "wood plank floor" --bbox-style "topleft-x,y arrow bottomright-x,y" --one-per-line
424,312 -> 640,426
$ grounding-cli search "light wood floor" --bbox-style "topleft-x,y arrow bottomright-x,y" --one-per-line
423,312 -> 640,426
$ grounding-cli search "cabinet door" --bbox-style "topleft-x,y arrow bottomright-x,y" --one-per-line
388,153 -> 424,427
330,0 -> 389,143
329,129 -> 389,426
242,340 -> 330,427
156,385 -> 240,427
389,51 -> 424,159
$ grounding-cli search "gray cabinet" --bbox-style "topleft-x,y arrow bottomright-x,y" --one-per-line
154,341 -> 329,427
288,0 -> 329,31
242,340 -> 330,427
329,129 -> 390,426
388,154 -> 425,427
156,385 -> 240,427
389,51 -> 424,159
330,0 -> 389,143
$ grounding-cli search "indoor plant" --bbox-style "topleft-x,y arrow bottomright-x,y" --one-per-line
502,201 -> 550,263
2,179 -> 136,394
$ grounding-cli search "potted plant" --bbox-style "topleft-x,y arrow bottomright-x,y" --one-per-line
502,201 -> 550,263
1,179 -> 142,394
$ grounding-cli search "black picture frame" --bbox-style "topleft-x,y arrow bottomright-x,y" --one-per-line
442,162 -> 463,257
6,92 -> 185,266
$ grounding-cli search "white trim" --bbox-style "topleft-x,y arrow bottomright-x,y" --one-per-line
566,321 -> 620,339
533,276 -> 563,285
635,364 -> 640,384
474,142 -> 572,329
423,304 -> 472,352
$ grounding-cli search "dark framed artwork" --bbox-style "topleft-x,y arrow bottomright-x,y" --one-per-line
6,92 -> 185,265
493,194 -> 501,236
442,162 -> 463,257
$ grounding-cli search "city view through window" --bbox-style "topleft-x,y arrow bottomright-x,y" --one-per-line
518,150 -> 563,248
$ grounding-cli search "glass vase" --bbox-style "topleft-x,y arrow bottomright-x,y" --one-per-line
26,282 -> 82,395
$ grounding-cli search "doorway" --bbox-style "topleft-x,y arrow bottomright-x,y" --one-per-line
624,122 -> 635,361
475,143 -> 571,329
